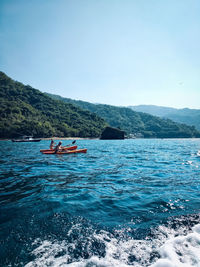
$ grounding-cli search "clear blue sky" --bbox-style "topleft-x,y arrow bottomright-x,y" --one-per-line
0,0 -> 200,109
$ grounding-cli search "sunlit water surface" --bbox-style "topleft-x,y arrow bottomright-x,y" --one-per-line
0,139 -> 200,267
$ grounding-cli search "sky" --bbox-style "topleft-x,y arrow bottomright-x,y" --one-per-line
0,0 -> 200,109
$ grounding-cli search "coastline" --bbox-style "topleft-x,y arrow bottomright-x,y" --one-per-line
0,137 -> 98,141
1,137 -> 200,141
41,137 -> 98,141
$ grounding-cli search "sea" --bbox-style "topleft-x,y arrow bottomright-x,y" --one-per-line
0,139 -> 200,267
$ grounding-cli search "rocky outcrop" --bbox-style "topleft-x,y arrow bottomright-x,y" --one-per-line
100,126 -> 125,140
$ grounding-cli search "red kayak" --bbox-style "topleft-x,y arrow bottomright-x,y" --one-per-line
40,145 -> 77,153
42,148 -> 87,154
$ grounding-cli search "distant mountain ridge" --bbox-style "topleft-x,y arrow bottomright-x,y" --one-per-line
129,105 -> 200,130
46,93 -> 200,138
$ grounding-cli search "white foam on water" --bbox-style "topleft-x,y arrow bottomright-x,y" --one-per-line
25,223 -> 200,267
152,224 -> 200,267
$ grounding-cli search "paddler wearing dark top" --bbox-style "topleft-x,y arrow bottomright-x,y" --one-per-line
54,141 -> 63,153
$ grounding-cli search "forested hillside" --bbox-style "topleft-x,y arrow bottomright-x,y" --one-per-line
0,72 -> 107,138
46,93 -> 200,138
1,71 -> 199,139
130,105 -> 200,130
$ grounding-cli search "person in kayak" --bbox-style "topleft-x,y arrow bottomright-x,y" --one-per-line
50,139 -> 56,149
54,141 -> 63,153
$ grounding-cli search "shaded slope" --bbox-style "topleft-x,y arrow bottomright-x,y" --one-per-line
130,105 -> 200,130
46,93 -> 200,138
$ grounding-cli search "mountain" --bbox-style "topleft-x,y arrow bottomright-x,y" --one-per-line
1,71 -> 199,139
46,93 -> 200,138
129,105 -> 200,130
0,72 -> 107,138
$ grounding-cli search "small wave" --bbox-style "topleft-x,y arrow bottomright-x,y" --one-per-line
25,217 -> 200,267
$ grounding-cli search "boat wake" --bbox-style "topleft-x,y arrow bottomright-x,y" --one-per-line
25,215 -> 200,267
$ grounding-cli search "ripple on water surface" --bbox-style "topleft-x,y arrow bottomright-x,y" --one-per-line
0,139 -> 200,266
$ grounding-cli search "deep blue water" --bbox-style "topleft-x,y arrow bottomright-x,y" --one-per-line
0,139 -> 200,267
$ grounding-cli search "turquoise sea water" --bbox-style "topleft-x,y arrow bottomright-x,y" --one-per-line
0,139 -> 200,267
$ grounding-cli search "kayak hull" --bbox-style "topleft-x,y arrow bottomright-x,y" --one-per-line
40,145 -> 77,152
42,148 -> 87,154
65,149 -> 87,154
